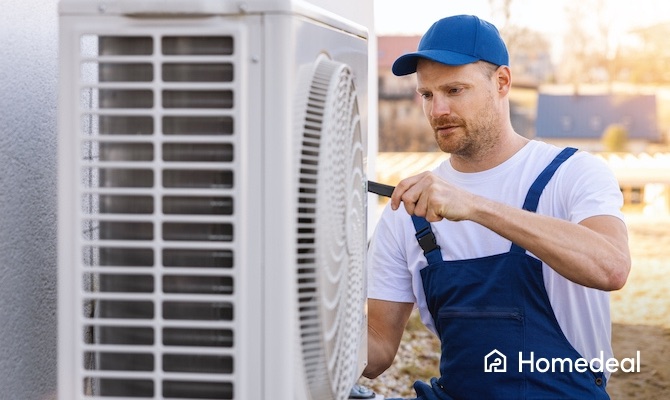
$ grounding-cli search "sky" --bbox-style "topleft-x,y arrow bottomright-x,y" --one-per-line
373,0 -> 670,45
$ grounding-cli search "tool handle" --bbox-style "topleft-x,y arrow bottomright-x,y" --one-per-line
367,181 -> 395,198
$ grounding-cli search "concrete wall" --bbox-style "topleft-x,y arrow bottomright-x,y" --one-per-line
0,0 -> 59,399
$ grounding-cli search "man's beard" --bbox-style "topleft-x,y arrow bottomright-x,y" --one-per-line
430,110 -> 498,158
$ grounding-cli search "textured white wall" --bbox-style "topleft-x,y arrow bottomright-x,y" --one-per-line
0,0 -> 59,398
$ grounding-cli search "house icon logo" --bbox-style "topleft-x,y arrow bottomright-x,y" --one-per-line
484,349 -> 507,372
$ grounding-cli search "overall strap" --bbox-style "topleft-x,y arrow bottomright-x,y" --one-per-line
411,215 -> 444,265
510,147 -> 578,253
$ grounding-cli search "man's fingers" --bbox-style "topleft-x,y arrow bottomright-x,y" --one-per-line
410,190 -> 428,218
390,170 -> 470,222
390,173 -> 427,210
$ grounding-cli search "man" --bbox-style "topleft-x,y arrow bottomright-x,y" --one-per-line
364,15 -> 630,399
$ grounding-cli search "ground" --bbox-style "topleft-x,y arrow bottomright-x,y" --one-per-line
358,214 -> 670,399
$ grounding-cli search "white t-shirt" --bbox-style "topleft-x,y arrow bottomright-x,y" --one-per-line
367,140 -> 624,370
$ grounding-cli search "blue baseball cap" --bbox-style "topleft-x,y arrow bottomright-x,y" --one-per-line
392,15 -> 509,76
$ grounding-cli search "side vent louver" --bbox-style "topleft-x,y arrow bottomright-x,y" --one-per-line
295,55 -> 366,400
79,33 -> 239,399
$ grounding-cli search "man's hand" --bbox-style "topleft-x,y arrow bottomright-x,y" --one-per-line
388,171 -> 631,291
390,171 -> 477,222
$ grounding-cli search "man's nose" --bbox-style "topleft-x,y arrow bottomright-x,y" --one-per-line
430,95 -> 450,118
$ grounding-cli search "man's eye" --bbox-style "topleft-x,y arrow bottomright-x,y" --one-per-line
420,93 -> 432,99
449,87 -> 463,94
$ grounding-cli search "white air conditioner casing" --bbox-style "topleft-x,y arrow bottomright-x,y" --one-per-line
57,1 -> 369,399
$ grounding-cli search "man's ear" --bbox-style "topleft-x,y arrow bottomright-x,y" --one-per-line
496,65 -> 512,94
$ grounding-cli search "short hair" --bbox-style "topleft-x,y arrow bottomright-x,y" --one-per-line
478,61 -> 500,79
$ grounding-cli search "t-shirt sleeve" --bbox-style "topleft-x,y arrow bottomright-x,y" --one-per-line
366,205 -> 416,303
561,152 -> 624,223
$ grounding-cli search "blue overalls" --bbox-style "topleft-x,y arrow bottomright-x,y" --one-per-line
404,148 -> 609,400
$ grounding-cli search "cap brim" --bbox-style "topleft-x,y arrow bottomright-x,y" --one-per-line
391,50 -> 480,76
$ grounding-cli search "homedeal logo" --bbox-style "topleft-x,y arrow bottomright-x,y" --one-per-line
484,350 -> 641,373
484,349 -> 507,372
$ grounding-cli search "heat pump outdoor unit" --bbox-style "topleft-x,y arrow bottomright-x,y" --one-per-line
57,1 -> 369,399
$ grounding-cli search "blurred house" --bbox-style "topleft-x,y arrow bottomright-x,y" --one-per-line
377,36 -> 433,152
597,152 -> 670,215
507,40 -> 554,89
535,93 -> 660,152
378,36 -> 420,100
534,91 -> 670,213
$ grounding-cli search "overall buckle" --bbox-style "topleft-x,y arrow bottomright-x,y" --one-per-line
416,227 -> 440,255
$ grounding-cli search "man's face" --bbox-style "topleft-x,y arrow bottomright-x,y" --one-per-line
415,59 -> 501,157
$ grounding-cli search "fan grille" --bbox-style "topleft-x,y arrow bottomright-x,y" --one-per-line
295,55 -> 366,400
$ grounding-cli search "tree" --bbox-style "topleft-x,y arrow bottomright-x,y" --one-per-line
601,124 -> 629,152
625,22 -> 670,84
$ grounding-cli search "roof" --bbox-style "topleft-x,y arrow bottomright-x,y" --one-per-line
535,93 -> 659,140
377,36 -> 421,68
